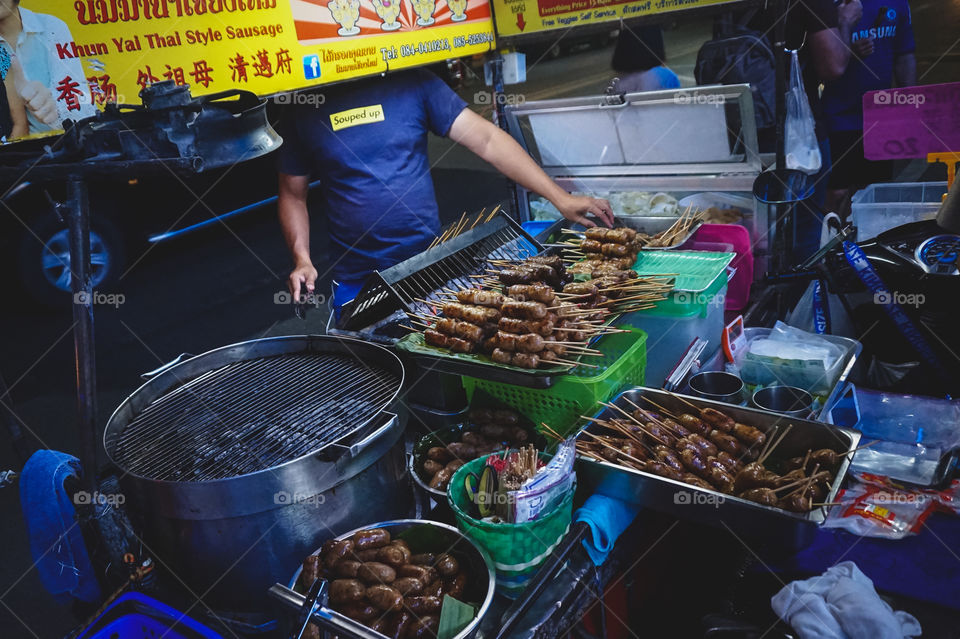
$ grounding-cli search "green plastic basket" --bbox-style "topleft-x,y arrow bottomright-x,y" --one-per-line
631,250 -> 734,293
461,328 -> 647,436
448,453 -> 574,598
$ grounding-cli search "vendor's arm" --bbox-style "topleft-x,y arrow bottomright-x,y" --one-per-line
278,172 -> 317,300
807,0 -> 862,82
448,109 -> 614,228
892,7 -> 917,87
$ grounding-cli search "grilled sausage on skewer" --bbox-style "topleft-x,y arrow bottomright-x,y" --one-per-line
601,243 -> 632,257
581,239 -> 603,253
441,302 -> 499,325
502,301 -> 547,320
732,423 -> 767,447
435,317 -> 484,342
701,407 -> 735,433
455,289 -> 505,307
507,284 -> 556,304
424,329 -> 475,353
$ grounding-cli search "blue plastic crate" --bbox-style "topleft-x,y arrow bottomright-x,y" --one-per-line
77,592 -> 224,639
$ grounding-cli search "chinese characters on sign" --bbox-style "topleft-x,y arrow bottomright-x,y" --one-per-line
0,0 -> 495,143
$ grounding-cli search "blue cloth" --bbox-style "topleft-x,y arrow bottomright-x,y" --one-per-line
574,494 -> 641,566
822,0 -> 916,132
277,69 -> 467,283
650,66 -> 681,90
19,450 -> 100,604
769,512 -> 960,612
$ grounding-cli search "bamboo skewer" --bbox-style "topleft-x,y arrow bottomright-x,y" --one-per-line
844,440 -> 879,457
758,425 -> 793,465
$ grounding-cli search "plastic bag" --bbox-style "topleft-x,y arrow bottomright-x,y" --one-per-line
784,49 -> 822,175
511,439 -> 576,524
823,482 -> 937,539
786,213 -> 856,337
854,472 -> 960,516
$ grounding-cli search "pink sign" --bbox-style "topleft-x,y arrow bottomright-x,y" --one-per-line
862,82 -> 960,160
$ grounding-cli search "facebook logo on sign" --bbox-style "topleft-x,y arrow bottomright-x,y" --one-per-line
303,54 -> 321,80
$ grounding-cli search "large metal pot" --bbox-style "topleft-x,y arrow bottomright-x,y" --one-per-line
103,335 -> 412,605
275,519 -> 496,639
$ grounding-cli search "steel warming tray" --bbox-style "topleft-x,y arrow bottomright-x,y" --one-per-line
575,388 -> 860,549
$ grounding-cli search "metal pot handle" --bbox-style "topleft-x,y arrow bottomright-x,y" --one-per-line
141,353 -> 195,380
345,411 -> 399,458
269,583 -> 385,639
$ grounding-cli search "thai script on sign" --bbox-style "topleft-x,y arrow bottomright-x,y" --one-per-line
74,0 -> 279,25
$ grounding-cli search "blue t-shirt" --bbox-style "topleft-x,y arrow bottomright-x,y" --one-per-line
278,69 -> 467,282
822,0 -> 916,132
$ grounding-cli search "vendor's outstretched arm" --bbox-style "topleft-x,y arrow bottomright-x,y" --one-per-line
448,109 -> 614,228
278,172 -> 317,300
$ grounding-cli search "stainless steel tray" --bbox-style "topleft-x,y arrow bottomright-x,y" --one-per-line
575,388 -> 861,549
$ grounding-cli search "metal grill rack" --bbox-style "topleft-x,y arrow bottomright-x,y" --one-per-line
336,211 -> 543,341
108,351 -> 401,482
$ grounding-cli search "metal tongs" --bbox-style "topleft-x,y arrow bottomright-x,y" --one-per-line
270,580 -> 384,639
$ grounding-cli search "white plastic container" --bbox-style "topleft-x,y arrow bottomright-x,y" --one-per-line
850,181 -> 948,241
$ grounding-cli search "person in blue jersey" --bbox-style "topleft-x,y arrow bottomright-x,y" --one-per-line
277,70 -> 614,316
610,25 -> 681,93
823,0 -> 916,218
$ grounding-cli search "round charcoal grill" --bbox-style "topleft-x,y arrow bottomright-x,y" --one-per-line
110,351 -> 400,482
103,335 -> 412,605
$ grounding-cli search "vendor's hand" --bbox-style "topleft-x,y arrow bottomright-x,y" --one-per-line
20,81 -> 59,127
288,260 -> 318,302
852,36 -> 875,58
838,0 -> 863,28
556,193 -> 615,228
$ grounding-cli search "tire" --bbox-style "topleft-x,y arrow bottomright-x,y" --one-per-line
15,213 -> 126,308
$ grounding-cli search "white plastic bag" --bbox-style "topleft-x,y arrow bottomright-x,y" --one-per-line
785,49 -> 822,174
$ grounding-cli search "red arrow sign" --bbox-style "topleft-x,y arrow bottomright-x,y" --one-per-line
516,12 -> 526,30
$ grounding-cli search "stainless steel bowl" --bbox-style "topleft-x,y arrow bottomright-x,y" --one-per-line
752,385 -> 814,418
284,519 -> 496,639
688,371 -> 745,404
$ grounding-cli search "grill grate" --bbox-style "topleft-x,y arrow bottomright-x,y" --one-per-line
110,352 -> 401,482
337,211 -> 542,335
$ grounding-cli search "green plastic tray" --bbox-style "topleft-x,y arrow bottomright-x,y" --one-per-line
396,331 -> 569,377
462,328 -> 647,435
630,250 -> 734,293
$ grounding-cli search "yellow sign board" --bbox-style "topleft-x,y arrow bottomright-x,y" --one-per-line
492,0 -> 740,38
0,0 -> 495,143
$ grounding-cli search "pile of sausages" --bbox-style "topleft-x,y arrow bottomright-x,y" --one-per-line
578,406 -> 838,513
420,408 -> 530,491
423,283 -> 597,369
299,527 -> 469,638
569,227 -> 641,275
562,269 -> 639,307
495,254 -> 573,289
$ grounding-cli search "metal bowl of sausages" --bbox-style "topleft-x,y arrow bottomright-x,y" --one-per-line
410,408 -> 545,501
574,387 -> 861,551
285,520 -> 496,639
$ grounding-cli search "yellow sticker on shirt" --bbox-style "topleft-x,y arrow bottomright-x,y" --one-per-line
330,105 -> 385,131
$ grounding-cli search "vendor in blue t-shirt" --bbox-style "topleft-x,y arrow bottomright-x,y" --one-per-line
277,69 -> 614,314
822,0 -> 916,218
